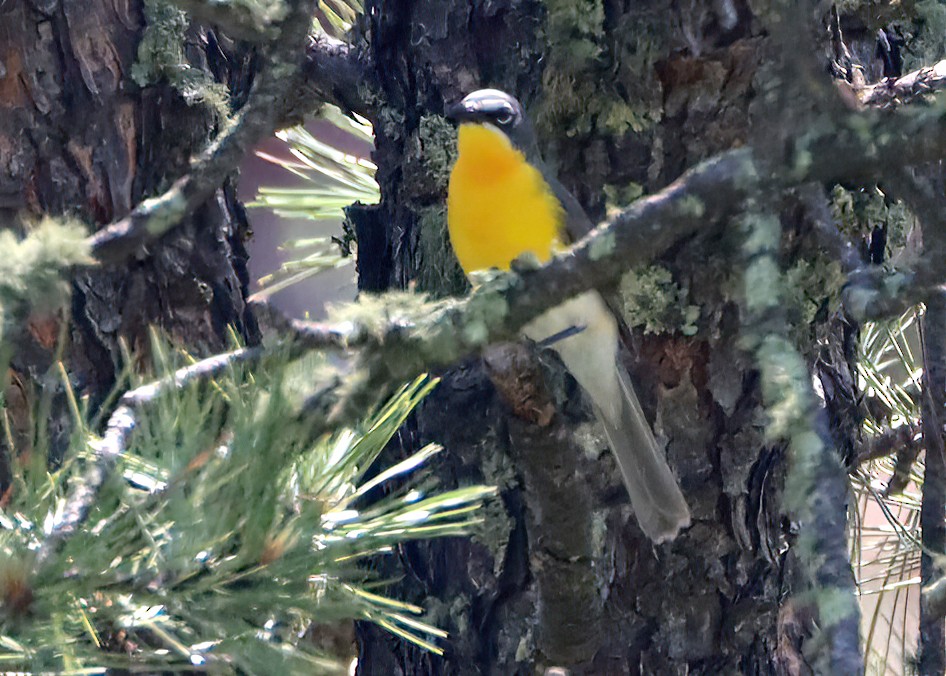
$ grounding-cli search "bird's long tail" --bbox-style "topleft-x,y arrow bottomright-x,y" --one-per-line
524,291 -> 690,542
595,366 -> 691,543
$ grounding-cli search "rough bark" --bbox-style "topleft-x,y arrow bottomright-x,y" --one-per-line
352,1 -> 814,673
7,0 -> 940,672
0,1 -> 258,475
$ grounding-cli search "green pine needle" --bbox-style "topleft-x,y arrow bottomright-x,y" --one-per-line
250,109 -> 379,298
854,306 -> 924,675
0,343 -> 494,672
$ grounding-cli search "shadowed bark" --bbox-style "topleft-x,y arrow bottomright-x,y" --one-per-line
0,2 -> 257,475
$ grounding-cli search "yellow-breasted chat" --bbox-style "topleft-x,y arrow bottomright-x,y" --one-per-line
445,89 -> 690,543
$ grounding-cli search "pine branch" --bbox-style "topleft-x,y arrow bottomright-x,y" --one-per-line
9,353 -> 492,668
853,424 -> 919,467
858,60 -> 946,108
34,346 -> 267,570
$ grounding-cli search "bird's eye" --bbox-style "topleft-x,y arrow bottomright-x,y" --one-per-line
495,110 -> 515,126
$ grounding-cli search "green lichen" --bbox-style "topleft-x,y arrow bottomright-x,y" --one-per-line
0,218 -> 91,353
543,0 -> 605,71
743,257 -> 781,315
754,336 -> 813,441
414,205 -> 468,297
219,0 -> 286,24
461,279 -> 512,349
603,182 -> 644,212
590,508 -> 608,561
325,290 -> 441,339
0,218 -> 90,313
830,184 -> 916,254
905,0 -> 946,73
571,421 -> 606,462
733,151 -> 762,190
323,291 -> 450,415
792,149 -> 812,178
406,115 -> 457,200
676,195 -> 706,219
131,0 -> 187,88
832,0 -> 871,12
372,102 -> 407,147
458,318 -> 485,346
426,593 -> 472,639
140,190 -> 189,236
587,229 -> 615,261
515,630 -> 534,662
741,210 -> 781,257
784,428 -> 830,522
132,0 -> 230,117
738,210 -> 785,316
472,473 -> 515,576
416,115 -> 457,193
536,2 -> 665,142
783,257 -> 845,327
619,265 -> 700,335
814,586 -> 860,628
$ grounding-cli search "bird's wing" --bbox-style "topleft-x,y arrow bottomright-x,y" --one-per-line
546,173 -> 596,242
545,171 -> 645,361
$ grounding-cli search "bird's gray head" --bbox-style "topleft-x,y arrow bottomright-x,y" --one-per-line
445,89 -> 540,159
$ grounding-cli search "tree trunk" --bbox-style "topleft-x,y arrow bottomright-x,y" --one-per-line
352,1 -> 864,673
6,0 -> 940,672
0,1 -> 257,476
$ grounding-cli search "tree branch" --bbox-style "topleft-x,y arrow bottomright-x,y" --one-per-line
86,0 -> 318,264
737,204 -> 861,676
35,346 -> 267,570
291,34 -> 376,120
853,424 -> 917,465
858,60 -> 946,108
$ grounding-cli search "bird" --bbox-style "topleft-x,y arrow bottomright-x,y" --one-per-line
445,88 -> 691,543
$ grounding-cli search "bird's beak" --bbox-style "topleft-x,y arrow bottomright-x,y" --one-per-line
445,100 -> 476,122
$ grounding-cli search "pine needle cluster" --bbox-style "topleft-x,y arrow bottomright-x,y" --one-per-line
0,337 -> 494,672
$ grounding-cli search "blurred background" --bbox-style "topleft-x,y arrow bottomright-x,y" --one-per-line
239,117 -> 371,318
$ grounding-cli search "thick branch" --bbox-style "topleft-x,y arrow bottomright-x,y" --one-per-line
291,34 -> 376,120
737,205 -> 861,676
87,0 -> 318,264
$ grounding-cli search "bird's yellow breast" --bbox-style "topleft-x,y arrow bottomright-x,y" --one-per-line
447,124 -> 565,274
